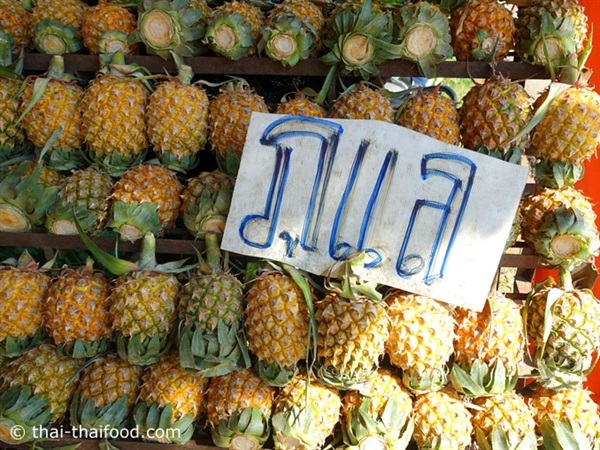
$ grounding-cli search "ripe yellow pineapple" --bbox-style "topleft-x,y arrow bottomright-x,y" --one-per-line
0,252 -> 50,357
70,353 -> 144,430
0,0 -> 33,50
31,0 -> 88,54
329,82 -> 395,122
385,291 -> 455,392
146,65 -> 210,173
271,374 -> 342,450
80,0 -> 137,54
396,87 -> 460,146
109,163 -> 183,242
42,259 -> 112,358
205,368 -> 275,449
0,342 -> 80,444
133,353 -> 208,444
244,270 -> 310,386
275,92 -> 327,118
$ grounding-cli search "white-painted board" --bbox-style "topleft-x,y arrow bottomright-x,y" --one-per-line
221,113 -> 529,311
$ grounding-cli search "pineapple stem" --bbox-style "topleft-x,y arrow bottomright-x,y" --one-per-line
204,233 -> 223,274
315,64 -> 338,106
139,232 -> 158,270
47,55 -> 65,79
558,267 -> 574,291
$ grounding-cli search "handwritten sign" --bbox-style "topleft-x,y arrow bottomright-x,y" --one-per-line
221,113 -> 529,310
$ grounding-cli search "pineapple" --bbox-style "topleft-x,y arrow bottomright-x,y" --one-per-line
385,291 -> 455,392
396,86 -> 460,146
19,55 -> 85,170
275,91 -> 327,117
109,163 -> 183,242
0,0 -> 33,50
449,0 -> 516,61
80,52 -> 149,176
315,253 -> 389,389
451,291 -> 525,396
458,74 -> 533,153
524,268 -> 600,389
0,252 -> 50,357
340,368 -> 413,450
133,353 -> 208,444
244,270 -> 310,386
271,374 -> 342,450
0,342 -> 80,444
520,186 -> 600,269
70,353 -> 143,431
146,65 -> 210,173
80,0 -> 137,55
471,392 -> 537,449
208,79 -> 269,167
526,384 -> 600,448
204,0 -> 265,60
30,0 -> 88,54
411,386 -> 473,449
205,368 -> 275,449
181,170 -> 235,239
46,166 -> 114,235
329,82 -> 395,122
42,259 -> 112,359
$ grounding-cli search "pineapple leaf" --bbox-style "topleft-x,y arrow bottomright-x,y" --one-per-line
16,77 -> 49,125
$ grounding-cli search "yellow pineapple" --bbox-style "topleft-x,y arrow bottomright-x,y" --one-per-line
0,0 -> 33,50
275,91 -> 327,118
31,0 -> 88,54
329,82 -> 395,122
80,0 -> 137,54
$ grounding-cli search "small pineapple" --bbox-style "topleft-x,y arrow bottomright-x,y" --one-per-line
0,0 -> 33,50
411,386 -> 473,450
450,0 -> 516,61
275,91 -> 327,118
70,353 -> 143,431
396,86 -> 460,146
271,374 -> 342,450
244,270 -> 311,386
80,0 -> 137,54
205,368 -> 275,449
42,259 -> 112,359
0,252 -> 50,357
385,291 -> 455,392
46,166 -> 114,235
0,342 -> 80,444
133,353 -> 208,444
31,0 -> 88,54
109,163 -> 183,242
329,82 -> 395,122
458,74 -> 533,153
146,65 -> 210,173
81,52 -> 149,175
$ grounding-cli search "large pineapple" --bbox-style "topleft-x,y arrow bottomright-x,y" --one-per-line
31,0 -> 88,54
80,53 -> 149,175
205,368 -> 275,449
385,291 -> 455,392
396,86 -> 460,146
340,368 -> 413,450
0,342 -> 80,444
315,253 -> 389,389
80,0 -> 137,54
108,163 -> 183,242
146,65 -> 210,173
450,0 -> 515,61
133,353 -> 208,444
525,268 -> 600,390
451,291 -> 525,396
244,270 -> 311,386
19,55 -> 85,170
42,259 -> 112,359
46,166 -> 114,235
0,0 -> 33,50
329,82 -> 394,122
0,252 -> 50,357
411,385 -> 473,449
459,74 -> 533,153
70,353 -> 143,431
271,374 -> 342,450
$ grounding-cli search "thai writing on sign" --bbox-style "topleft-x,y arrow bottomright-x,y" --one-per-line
221,113 -> 529,311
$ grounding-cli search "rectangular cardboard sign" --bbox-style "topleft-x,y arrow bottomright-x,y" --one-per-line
221,113 -> 529,310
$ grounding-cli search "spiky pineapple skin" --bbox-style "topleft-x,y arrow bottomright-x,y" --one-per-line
275,93 -> 327,117
244,272 -> 310,373
0,0 -> 33,50
0,77 -> 26,155
19,78 -> 84,153
80,1 -> 137,54
329,83 -> 394,122
31,0 -> 89,32
146,78 -> 210,161
42,265 -> 112,347
529,85 -> 600,164
268,0 -> 325,35
397,89 -> 460,146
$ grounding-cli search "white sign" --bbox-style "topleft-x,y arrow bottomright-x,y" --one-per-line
222,113 -> 529,310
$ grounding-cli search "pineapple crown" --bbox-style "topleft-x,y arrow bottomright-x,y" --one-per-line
259,14 -> 317,67
33,19 -> 83,55
203,7 -> 256,61
326,251 -> 382,302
